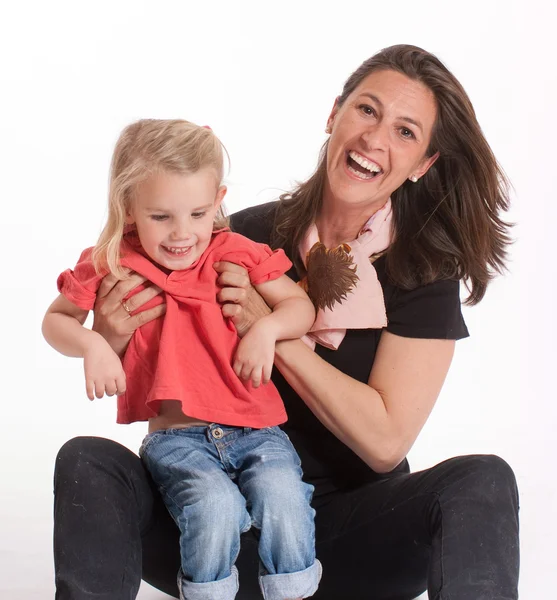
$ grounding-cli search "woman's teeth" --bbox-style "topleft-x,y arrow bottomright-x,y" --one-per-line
348,151 -> 382,179
347,165 -> 375,180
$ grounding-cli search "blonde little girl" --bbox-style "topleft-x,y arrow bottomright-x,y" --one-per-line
43,119 -> 321,600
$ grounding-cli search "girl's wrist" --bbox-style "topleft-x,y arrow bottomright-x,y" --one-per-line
252,314 -> 281,341
83,330 -> 112,354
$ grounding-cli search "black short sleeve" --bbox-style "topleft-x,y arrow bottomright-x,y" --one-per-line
229,202 -> 277,245
385,277 -> 469,340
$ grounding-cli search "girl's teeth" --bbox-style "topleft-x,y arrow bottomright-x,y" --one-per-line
165,246 -> 191,255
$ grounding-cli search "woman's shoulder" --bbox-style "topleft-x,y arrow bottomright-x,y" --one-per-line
229,201 -> 279,245
374,256 -> 470,341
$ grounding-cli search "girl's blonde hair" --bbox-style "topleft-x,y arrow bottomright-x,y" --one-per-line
92,119 -> 228,277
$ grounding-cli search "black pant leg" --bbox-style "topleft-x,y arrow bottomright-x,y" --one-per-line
54,437 -> 158,599
309,454 -> 519,600
139,491 -> 181,597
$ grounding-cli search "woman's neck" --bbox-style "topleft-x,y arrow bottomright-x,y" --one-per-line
316,194 -> 389,248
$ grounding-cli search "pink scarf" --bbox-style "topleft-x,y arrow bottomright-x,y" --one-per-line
299,199 -> 392,350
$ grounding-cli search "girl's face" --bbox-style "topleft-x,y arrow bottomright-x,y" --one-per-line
325,69 -> 439,212
126,168 -> 226,271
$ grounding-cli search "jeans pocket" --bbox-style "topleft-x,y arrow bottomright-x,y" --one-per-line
264,426 -> 289,440
139,431 -> 161,457
262,427 -> 302,467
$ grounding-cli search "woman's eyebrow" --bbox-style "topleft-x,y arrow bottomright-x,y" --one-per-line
360,92 -> 383,107
399,116 -> 423,132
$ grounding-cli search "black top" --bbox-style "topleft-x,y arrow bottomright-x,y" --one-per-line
230,202 -> 469,494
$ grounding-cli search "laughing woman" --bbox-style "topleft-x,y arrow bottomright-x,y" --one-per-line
53,45 -> 519,599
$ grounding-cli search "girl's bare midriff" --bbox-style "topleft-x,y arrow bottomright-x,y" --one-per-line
148,400 -> 210,433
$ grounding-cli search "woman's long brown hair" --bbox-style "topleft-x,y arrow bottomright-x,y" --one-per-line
271,44 -> 512,304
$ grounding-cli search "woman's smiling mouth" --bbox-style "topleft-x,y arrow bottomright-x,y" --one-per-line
346,150 -> 383,181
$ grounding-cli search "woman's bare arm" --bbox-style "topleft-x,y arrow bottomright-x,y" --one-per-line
273,333 -> 454,473
215,260 -> 454,473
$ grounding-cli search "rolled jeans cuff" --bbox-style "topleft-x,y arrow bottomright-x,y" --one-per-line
178,565 -> 239,600
259,559 -> 322,600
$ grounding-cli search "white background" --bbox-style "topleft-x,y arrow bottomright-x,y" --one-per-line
1,1 -> 555,598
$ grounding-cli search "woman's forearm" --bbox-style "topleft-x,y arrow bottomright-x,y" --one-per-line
274,338 -> 399,472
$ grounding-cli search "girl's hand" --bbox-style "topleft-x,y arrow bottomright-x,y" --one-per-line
233,321 -> 276,388
83,337 -> 127,400
214,261 -> 271,337
92,269 -> 166,357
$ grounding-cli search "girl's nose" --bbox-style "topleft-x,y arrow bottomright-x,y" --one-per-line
170,220 -> 191,241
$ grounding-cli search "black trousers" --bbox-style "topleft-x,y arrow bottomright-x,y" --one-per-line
53,436 -> 519,600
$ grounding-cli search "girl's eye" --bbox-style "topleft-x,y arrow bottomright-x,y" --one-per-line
400,127 -> 415,139
359,104 -> 376,116
192,212 -> 207,219
150,215 -> 168,221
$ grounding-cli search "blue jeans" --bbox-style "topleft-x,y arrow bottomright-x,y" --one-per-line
140,424 -> 321,600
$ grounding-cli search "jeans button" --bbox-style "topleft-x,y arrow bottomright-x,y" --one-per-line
212,427 -> 224,439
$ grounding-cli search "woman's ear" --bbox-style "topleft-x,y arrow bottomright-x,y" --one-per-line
326,97 -> 340,134
415,151 -> 440,179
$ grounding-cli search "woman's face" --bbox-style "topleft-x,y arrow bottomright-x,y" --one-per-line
325,69 -> 438,211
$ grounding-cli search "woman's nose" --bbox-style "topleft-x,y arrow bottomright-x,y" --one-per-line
361,122 -> 388,152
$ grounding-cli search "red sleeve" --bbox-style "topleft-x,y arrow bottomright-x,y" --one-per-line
57,247 -> 105,310
219,233 -> 292,285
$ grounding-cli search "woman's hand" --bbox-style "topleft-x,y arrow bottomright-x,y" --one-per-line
92,270 -> 166,357
214,261 -> 271,337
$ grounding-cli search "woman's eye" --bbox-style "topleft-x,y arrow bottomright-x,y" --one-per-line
359,104 -> 376,116
400,127 -> 415,139
150,215 -> 168,221
192,212 -> 207,219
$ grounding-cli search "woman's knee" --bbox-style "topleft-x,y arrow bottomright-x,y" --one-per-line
55,436 -> 103,480
464,454 -> 516,491
54,436 -> 145,490
54,436 -> 156,533
441,454 -> 519,507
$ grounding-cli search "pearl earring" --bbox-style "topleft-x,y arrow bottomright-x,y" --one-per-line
410,175 -> 418,183
325,126 -> 332,134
